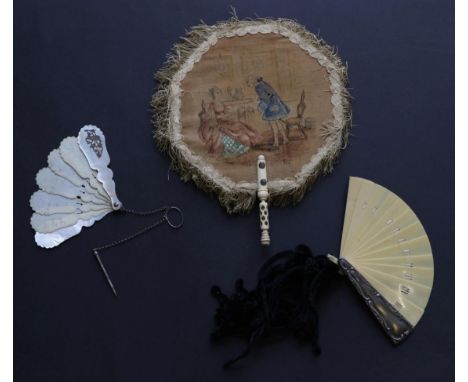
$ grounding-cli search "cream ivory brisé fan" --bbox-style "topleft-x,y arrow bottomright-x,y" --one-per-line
332,177 -> 434,343
30,125 -> 184,295
211,176 -> 434,366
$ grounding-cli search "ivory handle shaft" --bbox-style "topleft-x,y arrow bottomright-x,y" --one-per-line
257,155 -> 270,246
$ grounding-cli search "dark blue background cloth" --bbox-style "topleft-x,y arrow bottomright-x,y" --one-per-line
14,1 -> 454,381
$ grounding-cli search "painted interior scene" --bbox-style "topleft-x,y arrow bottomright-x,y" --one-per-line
180,33 -> 334,182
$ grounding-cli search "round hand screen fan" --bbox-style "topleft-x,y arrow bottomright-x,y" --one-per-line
153,17 -> 351,214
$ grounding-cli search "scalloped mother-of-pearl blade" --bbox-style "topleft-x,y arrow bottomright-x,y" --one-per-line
34,210 -> 111,249
47,149 -> 109,203
31,208 -> 112,233
340,177 -> 434,328
30,190 -> 110,215
36,168 -> 108,206
78,125 -> 121,210
59,137 -> 110,200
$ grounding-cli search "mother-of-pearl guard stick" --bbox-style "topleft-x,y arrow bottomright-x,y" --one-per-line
257,155 -> 270,245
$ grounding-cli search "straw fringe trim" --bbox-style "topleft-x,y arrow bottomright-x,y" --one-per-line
152,17 -> 351,214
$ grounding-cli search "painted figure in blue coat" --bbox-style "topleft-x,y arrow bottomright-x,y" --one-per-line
254,77 -> 290,147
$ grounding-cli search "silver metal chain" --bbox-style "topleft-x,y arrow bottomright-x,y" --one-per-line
92,205 -> 184,296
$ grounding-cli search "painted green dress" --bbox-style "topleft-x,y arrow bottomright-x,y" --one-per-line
198,99 -> 261,157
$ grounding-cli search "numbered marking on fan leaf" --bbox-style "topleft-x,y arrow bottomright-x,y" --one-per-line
357,267 -> 427,325
356,263 -> 433,285
359,265 -> 432,302
340,177 -> 434,329
355,254 -> 434,269
345,197 -> 403,257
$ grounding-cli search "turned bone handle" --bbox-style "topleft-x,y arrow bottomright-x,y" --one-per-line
257,155 -> 270,246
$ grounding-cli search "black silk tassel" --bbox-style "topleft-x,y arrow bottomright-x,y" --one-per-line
211,245 -> 334,368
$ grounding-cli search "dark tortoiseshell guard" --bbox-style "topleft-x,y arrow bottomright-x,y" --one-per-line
339,258 -> 414,344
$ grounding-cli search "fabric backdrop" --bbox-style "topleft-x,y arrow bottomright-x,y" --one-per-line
14,1 -> 454,381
